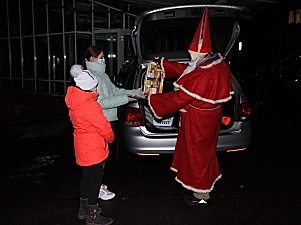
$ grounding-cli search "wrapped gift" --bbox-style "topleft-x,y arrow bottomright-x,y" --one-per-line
143,61 -> 164,96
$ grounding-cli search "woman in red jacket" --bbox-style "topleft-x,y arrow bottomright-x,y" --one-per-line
65,64 -> 114,225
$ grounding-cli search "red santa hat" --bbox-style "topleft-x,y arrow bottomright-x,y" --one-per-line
188,7 -> 212,54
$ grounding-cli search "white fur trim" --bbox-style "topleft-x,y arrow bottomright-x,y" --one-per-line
200,53 -> 223,69
175,174 -> 222,193
148,96 -> 163,119
174,82 -> 232,104
170,167 -> 177,172
189,104 -> 221,110
170,167 -> 222,193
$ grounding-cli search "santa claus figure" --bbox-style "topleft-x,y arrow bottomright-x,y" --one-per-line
148,7 -> 233,206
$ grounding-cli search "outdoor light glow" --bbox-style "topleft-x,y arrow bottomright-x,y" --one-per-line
108,54 -> 116,58
239,42 -> 242,51
137,153 -> 160,156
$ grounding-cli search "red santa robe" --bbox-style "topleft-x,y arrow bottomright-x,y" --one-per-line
148,55 -> 232,193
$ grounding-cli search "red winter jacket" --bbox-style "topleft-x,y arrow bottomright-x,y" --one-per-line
65,86 -> 114,166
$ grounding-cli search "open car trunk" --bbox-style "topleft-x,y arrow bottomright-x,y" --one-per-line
132,5 -> 249,61
114,5 -> 251,133
129,5 -> 249,132
138,75 -> 236,133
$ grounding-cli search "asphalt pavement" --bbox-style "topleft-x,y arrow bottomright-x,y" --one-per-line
0,109 -> 301,224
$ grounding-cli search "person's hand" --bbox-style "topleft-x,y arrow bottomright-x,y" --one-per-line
128,96 -> 137,102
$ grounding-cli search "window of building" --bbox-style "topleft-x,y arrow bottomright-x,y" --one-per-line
288,9 -> 301,24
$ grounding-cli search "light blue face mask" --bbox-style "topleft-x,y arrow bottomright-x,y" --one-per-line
97,62 -> 106,74
98,58 -> 105,65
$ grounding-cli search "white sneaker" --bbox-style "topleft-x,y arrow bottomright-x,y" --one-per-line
98,184 -> 115,200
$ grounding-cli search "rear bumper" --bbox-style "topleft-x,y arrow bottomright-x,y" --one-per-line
118,121 -> 252,155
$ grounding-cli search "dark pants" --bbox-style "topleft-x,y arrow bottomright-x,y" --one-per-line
109,121 -> 119,158
80,162 -> 104,205
109,121 -> 117,146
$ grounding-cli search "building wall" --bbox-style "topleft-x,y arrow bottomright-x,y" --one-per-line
1,0 -> 300,95
0,0 -> 137,95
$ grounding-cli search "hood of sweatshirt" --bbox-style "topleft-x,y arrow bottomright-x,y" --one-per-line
65,86 -> 99,111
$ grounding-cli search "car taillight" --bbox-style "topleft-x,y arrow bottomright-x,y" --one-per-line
120,107 -> 142,127
239,102 -> 251,120
221,116 -> 231,125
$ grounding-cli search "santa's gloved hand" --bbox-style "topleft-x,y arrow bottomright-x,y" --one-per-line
152,56 -> 162,63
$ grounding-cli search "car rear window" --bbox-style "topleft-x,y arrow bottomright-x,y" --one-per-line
139,17 -> 238,60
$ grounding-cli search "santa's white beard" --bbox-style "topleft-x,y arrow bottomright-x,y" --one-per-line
188,51 -> 201,62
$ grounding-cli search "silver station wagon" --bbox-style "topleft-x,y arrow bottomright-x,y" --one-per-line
114,4 -> 252,157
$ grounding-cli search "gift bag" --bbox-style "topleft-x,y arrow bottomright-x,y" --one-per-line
142,61 -> 164,96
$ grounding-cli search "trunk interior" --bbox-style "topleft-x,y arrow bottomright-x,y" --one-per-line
139,75 -> 236,133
